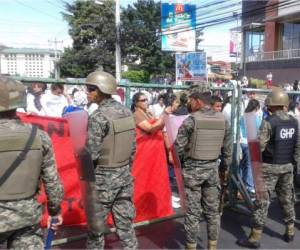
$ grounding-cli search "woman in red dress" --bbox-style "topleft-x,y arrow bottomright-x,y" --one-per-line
131,92 -> 173,221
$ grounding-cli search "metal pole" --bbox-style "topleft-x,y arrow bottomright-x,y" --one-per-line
115,0 -> 121,83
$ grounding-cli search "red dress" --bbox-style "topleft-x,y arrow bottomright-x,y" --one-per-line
132,111 -> 173,222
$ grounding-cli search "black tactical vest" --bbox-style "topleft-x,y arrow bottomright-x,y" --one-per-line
262,114 -> 298,164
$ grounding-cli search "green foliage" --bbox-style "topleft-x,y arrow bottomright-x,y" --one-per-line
60,0 -> 175,78
250,77 -> 266,88
121,0 -> 174,76
122,70 -> 150,83
60,0 -> 116,77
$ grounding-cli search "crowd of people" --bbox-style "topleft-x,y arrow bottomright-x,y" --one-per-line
0,72 -> 299,250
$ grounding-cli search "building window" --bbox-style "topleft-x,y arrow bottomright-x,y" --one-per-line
282,23 -> 300,50
245,30 -> 265,56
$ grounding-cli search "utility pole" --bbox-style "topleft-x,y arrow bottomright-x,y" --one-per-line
115,0 -> 121,83
233,11 -> 239,80
48,38 -> 63,79
94,0 -> 121,83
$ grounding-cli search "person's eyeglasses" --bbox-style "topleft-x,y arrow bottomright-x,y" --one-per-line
86,86 -> 97,92
138,98 -> 148,102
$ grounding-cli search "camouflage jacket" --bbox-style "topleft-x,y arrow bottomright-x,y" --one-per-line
0,119 -> 64,232
259,110 -> 300,164
175,108 -> 232,169
86,98 -> 136,189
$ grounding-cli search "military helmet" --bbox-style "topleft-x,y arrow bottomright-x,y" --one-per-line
265,87 -> 289,107
0,76 -> 26,112
85,71 -> 117,95
188,83 -> 210,96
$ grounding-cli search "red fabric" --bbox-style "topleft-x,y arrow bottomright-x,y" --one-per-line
18,113 -> 86,227
17,113 -> 173,227
132,121 -> 173,222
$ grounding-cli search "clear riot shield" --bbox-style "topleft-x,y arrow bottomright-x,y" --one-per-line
164,114 -> 189,211
64,110 -> 104,233
244,112 -> 266,201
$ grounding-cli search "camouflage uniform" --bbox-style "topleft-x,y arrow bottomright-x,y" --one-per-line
0,119 -> 64,249
86,98 -> 137,250
175,107 -> 232,246
252,110 -> 299,229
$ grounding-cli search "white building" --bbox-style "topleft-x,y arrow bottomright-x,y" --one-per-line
0,48 -> 58,78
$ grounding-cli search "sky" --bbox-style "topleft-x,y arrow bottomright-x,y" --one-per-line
0,0 -> 240,61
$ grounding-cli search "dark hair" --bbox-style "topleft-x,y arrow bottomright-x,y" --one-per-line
131,92 -> 145,112
72,88 -> 79,96
157,94 -> 165,101
288,101 -> 298,112
27,83 -> 47,94
245,99 -> 260,113
51,84 -> 64,92
189,91 -> 211,105
179,92 -> 188,105
211,95 -> 222,106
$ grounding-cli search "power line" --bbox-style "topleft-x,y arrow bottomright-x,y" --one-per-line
13,0 -> 60,20
159,0 -> 297,35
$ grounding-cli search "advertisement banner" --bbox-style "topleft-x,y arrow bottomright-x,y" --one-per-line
229,30 -> 239,57
176,52 -> 207,82
161,2 -> 196,51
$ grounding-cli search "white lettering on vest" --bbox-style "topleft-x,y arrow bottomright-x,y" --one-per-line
280,128 -> 295,139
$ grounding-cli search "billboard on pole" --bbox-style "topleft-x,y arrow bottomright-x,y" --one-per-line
176,52 -> 207,82
161,2 -> 196,52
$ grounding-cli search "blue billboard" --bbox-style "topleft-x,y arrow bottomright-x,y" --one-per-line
161,2 -> 196,52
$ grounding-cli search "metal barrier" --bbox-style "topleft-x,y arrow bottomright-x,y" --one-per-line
12,76 -> 189,107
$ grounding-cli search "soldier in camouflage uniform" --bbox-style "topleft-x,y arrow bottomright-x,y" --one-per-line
84,71 -> 137,249
0,76 -> 64,249
175,90 -> 232,250
237,88 -> 299,249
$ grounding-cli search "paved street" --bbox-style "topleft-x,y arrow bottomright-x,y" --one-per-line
53,199 -> 300,249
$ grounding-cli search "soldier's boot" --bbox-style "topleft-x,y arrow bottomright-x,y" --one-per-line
208,240 -> 217,250
185,242 -> 197,250
236,228 -> 262,249
283,223 -> 294,242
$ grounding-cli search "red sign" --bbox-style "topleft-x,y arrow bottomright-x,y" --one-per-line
175,4 -> 184,13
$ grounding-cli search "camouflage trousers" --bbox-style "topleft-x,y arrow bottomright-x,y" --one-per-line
0,225 -> 43,249
86,182 -> 137,250
182,165 -> 220,243
253,163 -> 295,229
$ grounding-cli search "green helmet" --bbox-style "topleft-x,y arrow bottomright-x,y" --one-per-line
265,87 -> 289,107
85,71 -> 117,95
0,76 -> 26,112
188,83 -> 210,96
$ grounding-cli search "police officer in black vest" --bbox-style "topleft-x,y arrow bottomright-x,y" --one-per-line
237,87 -> 300,249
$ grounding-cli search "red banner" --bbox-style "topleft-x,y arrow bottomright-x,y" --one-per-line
18,113 -> 173,227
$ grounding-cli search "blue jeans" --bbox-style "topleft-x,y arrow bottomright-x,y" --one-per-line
239,143 -> 255,192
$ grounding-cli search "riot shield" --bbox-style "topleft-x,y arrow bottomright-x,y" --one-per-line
164,114 -> 189,211
244,112 -> 266,201
64,110 -> 104,233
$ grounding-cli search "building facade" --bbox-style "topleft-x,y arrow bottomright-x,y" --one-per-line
0,48 -> 58,78
241,0 -> 300,84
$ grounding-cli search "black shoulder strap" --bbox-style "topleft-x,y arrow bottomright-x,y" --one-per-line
0,126 -> 38,186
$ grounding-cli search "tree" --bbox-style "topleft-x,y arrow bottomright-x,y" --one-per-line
121,0 -> 174,78
122,70 -> 150,83
60,0 -> 116,77
60,0 -> 175,79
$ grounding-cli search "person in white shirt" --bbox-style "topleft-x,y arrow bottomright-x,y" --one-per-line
40,84 -> 69,117
26,83 -> 47,116
149,94 -> 165,118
